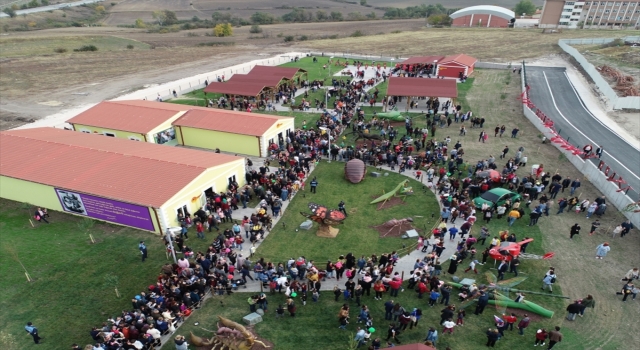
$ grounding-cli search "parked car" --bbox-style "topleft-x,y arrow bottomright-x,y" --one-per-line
472,188 -> 522,208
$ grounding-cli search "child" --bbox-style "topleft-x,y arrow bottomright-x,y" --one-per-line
429,289 -> 441,307
464,259 -> 480,274
343,288 -> 351,301
301,291 -> 307,306
334,286 -> 342,301
442,318 -> 456,334
365,314 -> 373,328
312,289 -> 320,303
276,305 -> 285,319
456,309 -> 466,326
534,328 -> 548,346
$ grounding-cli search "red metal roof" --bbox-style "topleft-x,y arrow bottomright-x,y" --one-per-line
0,128 -> 241,207
67,101 -> 183,134
401,56 -> 445,65
227,73 -> 286,87
439,54 -> 477,67
173,109 -> 288,136
204,81 -> 269,97
249,65 -> 305,80
386,77 -> 458,98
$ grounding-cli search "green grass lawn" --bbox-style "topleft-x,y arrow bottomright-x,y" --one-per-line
255,161 -> 440,263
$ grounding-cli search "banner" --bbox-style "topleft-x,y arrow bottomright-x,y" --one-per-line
55,189 -> 155,231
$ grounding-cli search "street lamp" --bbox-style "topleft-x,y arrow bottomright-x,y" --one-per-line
325,56 -> 334,110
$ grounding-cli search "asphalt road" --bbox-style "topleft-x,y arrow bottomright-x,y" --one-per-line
0,0 -> 103,18
526,66 -> 640,200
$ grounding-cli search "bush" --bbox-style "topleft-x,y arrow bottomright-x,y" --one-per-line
298,35 -> 308,41
350,30 -> 364,37
196,41 -> 235,47
213,23 -> 233,37
249,24 -> 262,33
126,44 -> 134,49
74,45 -> 98,52
53,47 -> 67,53
284,35 -> 294,42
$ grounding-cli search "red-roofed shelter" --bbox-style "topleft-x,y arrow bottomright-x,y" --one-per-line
0,128 -> 245,232
437,54 -> 477,78
386,77 -> 458,112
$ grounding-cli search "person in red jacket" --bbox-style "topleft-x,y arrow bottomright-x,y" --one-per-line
389,278 -> 402,297
416,281 -> 428,299
534,328 -> 548,347
503,313 -> 517,331
373,281 -> 386,300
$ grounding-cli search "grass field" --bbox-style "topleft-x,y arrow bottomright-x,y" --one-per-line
0,36 -> 149,58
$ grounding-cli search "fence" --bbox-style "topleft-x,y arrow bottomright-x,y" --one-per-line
558,37 -> 640,110
113,52 -> 307,102
520,62 -> 639,228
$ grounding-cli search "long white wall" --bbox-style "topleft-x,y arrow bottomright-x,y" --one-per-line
558,37 -> 640,110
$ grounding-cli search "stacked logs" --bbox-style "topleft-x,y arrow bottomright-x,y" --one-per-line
598,65 -> 639,97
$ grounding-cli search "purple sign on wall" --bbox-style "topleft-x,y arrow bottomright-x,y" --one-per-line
55,188 -> 155,231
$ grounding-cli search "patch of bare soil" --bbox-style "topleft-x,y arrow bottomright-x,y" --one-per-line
372,220 -> 420,238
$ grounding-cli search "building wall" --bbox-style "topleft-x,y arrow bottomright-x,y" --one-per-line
540,0 -> 640,28
0,175 -> 161,233
581,1 -> 640,28
438,65 -> 466,78
0,176 -> 63,211
159,159 -> 246,229
146,111 -> 186,144
262,118 -> 295,156
452,14 -> 510,27
71,124 -> 147,142
176,126 -> 261,156
540,0 -> 566,27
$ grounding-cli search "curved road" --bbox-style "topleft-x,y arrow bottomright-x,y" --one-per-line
526,66 -> 640,200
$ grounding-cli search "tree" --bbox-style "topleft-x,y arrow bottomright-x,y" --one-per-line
213,23 -> 233,37
427,14 -> 452,26
134,18 -> 146,28
316,10 -> 328,21
3,7 -> 16,18
360,0 -> 367,5
251,11 -> 275,24
27,0 -> 38,8
330,11 -> 343,21
163,10 -> 177,25
514,0 -> 536,16
40,0 -> 49,5
152,10 -> 167,25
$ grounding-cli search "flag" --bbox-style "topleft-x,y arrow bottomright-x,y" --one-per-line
494,315 -> 504,324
